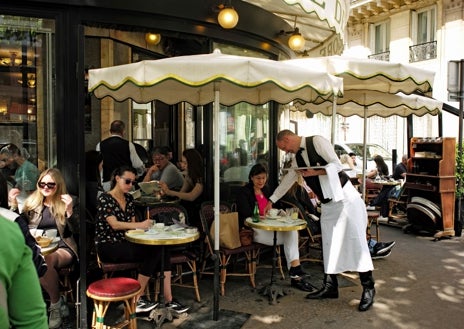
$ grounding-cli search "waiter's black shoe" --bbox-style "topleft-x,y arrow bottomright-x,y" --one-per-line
291,278 -> 318,292
305,274 -> 338,299
305,285 -> 339,299
358,287 -> 375,311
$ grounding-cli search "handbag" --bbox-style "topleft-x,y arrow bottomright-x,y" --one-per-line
210,212 -> 241,249
239,228 -> 253,246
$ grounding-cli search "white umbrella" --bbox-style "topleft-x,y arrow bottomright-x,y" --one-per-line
283,55 -> 437,201
88,49 -> 343,319
284,55 -> 436,143
285,56 -> 435,95
294,92 -> 443,200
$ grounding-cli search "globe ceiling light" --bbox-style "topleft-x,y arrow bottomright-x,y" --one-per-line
288,28 -> 305,52
145,33 -> 161,45
218,6 -> 239,29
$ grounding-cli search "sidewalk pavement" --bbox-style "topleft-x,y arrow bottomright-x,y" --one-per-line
83,224 -> 464,329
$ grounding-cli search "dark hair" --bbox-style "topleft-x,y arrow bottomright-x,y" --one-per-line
109,120 -> 125,134
110,165 -> 137,189
348,152 -> 356,157
152,146 -> 170,157
183,149 -> 204,183
0,143 -> 20,157
373,155 -> 389,176
248,163 -> 268,182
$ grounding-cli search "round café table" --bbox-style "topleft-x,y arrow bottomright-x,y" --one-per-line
245,217 -> 307,304
125,228 -> 199,327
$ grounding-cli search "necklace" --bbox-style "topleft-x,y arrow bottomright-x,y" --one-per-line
110,192 -> 126,207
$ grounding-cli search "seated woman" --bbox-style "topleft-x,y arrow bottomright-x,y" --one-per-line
159,149 -> 205,228
20,168 -> 78,329
143,146 -> 184,191
95,166 -> 189,315
235,163 -> 316,292
365,155 -> 392,218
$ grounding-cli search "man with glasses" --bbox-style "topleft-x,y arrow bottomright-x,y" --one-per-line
0,143 -> 39,211
97,120 -> 145,191
143,146 -> 184,191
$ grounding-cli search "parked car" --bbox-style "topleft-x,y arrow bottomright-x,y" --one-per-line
334,142 -> 393,174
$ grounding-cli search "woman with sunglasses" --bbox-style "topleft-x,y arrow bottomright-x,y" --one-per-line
95,165 -> 189,315
21,168 -> 78,329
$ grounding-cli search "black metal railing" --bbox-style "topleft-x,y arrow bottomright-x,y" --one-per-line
368,51 -> 390,61
409,41 -> 437,62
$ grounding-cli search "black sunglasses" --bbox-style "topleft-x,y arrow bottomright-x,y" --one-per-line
38,182 -> 57,189
121,177 -> 137,185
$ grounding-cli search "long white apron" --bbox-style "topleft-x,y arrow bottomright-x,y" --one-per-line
320,182 -> 374,274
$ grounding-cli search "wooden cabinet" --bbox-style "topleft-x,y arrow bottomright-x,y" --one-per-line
405,137 -> 456,238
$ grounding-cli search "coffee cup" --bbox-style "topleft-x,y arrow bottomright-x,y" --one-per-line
154,223 -> 165,229
268,209 -> 279,217
30,228 -> 44,237
45,229 -> 58,238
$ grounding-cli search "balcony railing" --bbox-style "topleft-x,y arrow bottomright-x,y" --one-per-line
409,41 -> 437,62
368,51 -> 390,61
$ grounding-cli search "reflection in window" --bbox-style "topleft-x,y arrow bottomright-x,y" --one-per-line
0,15 -> 55,172
219,103 -> 269,183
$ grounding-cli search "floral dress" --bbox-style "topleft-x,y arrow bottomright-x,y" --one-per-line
95,192 -> 135,246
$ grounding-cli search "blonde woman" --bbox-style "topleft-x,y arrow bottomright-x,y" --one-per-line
22,168 -> 78,329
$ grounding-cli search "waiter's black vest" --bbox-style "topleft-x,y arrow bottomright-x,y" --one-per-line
100,136 -> 131,182
296,136 -> 349,203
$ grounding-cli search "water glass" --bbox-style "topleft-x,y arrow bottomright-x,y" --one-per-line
291,207 -> 299,220
286,208 -> 294,221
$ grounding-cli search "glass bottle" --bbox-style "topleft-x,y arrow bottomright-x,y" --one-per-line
253,202 -> 260,222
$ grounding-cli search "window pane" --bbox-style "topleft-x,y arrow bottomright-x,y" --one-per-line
220,103 -> 269,183
0,15 -> 55,176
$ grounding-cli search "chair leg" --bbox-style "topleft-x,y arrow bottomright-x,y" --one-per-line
248,250 -> 257,288
122,296 -> 137,329
275,245 -> 285,279
220,255 -> 227,296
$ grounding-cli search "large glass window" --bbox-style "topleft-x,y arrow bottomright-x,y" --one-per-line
0,15 -> 55,172
413,6 -> 436,44
370,20 -> 390,54
219,103 -> 269,183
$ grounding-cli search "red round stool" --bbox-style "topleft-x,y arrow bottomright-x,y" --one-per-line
87,277 -> 141,329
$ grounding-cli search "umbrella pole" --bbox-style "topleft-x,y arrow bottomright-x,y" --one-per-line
213,89 -> 220,320
362,105 -> 368,202
331,95 -> 338,143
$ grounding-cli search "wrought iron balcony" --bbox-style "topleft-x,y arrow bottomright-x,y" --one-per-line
409,41 -> 437,62
368,51 -> 390,61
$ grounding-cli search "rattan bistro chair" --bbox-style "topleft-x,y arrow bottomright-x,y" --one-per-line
279,199 -> 323,263
148,203 -> 201,302
199,201 -> 260,296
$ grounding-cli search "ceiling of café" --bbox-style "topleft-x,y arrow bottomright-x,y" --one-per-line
244,0 -> 350,56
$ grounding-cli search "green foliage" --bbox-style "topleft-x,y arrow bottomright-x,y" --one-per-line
456,145 -> 464,198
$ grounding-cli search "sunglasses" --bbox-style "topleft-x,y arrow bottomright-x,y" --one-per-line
38,182 -> 57,189
121,177 -> 137,185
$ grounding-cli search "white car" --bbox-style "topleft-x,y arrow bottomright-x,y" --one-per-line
334,142 -> 393,174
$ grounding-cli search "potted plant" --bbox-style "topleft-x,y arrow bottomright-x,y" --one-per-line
455,144 -> 464,236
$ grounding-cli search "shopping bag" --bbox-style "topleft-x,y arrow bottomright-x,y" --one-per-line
210,212 -> 241,249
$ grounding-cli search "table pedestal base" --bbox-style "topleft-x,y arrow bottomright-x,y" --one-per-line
259,283 -> 286,304
149,307 -> 173,328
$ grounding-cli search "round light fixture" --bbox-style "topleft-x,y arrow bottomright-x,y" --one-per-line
145,33 -> 161,45
288,28 -> 305,52
218,7 -> 239,29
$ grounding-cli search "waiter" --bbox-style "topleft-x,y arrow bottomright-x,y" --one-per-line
265,130 -> 375,312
